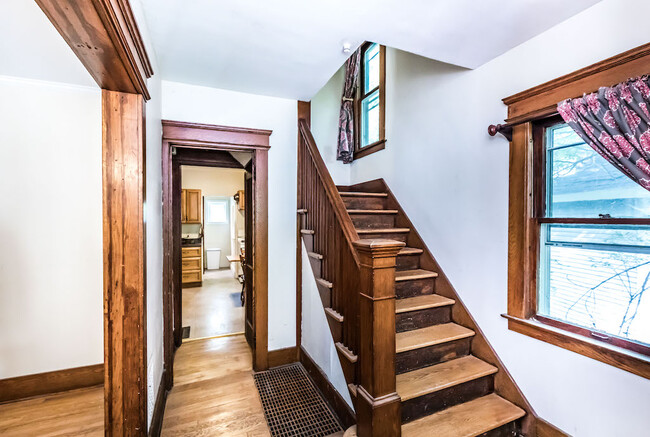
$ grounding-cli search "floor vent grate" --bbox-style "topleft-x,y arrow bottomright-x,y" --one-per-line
253,363 -> 343,437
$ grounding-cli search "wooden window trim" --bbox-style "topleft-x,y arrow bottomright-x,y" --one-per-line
503,42 -> 650,380
354,43 -> 386,160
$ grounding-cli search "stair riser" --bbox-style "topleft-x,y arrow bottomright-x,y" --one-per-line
317,283 -> 331,308
477,421 -> 520,437
336,349 -> 356,384
401,375 -> 494,423
396,338 -> 471,374
302,234 -> 313,252
342,196 -> 386,210
326,314 -> 343,343
308,257 -> 321,278
360,232 -> 408,242
350,214 -> 396,229
396,306 -> 451,333
396,278 -> 435,298
396,254 -> 420,271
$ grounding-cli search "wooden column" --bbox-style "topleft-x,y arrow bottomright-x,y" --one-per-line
353,239 -> 405,437
102,90 -> 147,436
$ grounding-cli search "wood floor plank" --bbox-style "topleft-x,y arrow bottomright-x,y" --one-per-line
396,323 -> 475,353
397,356 -> 498,401
401,394 -> 525,437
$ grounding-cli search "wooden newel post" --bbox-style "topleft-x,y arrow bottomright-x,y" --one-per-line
353,239 -> 406,437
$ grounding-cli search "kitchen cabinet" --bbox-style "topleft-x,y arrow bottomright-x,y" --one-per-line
236,189 -> 245,211
181,246 -> 202,287
181,189 -> 202,223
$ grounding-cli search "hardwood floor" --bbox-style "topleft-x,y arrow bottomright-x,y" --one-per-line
182,268 -> 245,339
161,334 -> 270,436
0,386 -> 103,436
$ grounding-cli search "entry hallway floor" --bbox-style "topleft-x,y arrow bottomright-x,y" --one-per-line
182,268 -> 245,339
161,334 -> 270,436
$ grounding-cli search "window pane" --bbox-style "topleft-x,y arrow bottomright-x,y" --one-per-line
364,43 -> 379,94
539,224 -> 650,345
361,90 -> 380,147
207,200 -> 228,224
546,124 -> 650,218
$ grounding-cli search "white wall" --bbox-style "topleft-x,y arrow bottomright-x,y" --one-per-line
181,166 -> 246,268
162,81 -> 298,350
310,0 -> 650,435
0,76 -> 103,378
301,242 -> 353,409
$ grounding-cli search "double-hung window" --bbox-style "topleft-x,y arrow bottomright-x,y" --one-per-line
355,42 -> 386,159
534,118 -> 650,354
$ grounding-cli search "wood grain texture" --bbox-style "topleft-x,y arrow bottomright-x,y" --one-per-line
296,101 -> 311,357
0,364 -> 103,404
149,370 -> 168,437
267,346 -> 298,368
35,0 -> 152,99
0,386 -> 104,436
161,335 -> 270,436
396,295 -> 454,313
300,347 -> 356,429
102,90 -> 147,436
401,394 -> 525,437
396,323 -> 474,354
536,417 -> 571,437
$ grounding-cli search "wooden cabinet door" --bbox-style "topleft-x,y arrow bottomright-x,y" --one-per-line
181,189 -> 187,222
184,189 -> 202,223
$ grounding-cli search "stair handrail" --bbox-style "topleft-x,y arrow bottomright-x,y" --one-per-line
298,119 -> 360,265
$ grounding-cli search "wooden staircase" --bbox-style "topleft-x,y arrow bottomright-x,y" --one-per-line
297,119 -> 538,436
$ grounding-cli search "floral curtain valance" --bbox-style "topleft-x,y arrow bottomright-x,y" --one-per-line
557,76 -> 650,191
336,49 -> 361,164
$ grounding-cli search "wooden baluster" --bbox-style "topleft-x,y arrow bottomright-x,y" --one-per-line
353,239 -> 405,437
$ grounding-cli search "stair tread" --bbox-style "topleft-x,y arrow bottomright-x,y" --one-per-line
396,323 -> 475,353
357,228 -> 410,234
395,269 -> 438,281
339,192 -> 388,197
316,278 -> 333,288
396,294 -> 454,314
397,356 -> 498,401
347,209 -> 398,214
301,229 -> 315,235
307,251 -> 323,260
401,394 -> 525,437
398,247 -> 423,256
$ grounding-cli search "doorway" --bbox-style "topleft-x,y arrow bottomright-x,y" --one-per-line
180,165 -> 247,340
162,120 -> 271,387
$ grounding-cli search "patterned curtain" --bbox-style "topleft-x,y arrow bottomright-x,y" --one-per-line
337,49 -> 361,164
557,76 -> 650,191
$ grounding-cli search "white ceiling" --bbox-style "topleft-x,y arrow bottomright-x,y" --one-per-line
0,0 -> 95,87
141,0 -> 601,100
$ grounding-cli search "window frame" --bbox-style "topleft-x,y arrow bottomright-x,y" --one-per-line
205,197 -> 230,224
354,42 -> 386,160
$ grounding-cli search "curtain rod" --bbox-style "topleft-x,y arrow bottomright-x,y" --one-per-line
488,106 -> 559,141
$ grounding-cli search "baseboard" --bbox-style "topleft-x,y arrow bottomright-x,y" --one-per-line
0,363 -> 104,403
537,417 -> 571,437
148,370 -> 169,437
267,346 -> 298,368
299,346 -> 355,429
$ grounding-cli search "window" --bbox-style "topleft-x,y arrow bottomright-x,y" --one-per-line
536,120 -> 650,353
206,197 -> 229,224
355,42 -> 386,159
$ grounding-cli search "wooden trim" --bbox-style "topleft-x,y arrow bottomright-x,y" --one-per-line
354,43 -> 387,160
503,315 -> 650,380
299,347 -> 356,429
161,121 -> 270,376
267,347 -> 299,368
536,417 -> 571,437
102,90 -> 147,435
503,42 -> 650,122
35,0 -> 153,99
0,364 -> 103,404
148,370 -> 168,437
343,178 -> 539,435
296,101 -> 311,354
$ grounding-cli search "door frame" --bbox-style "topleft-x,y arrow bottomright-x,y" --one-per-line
161,120 -> 271,388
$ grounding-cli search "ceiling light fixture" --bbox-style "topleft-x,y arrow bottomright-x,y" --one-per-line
342,42 -> 352,54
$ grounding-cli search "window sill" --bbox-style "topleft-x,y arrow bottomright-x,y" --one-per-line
354,139 -> 386,160
501,314 -> 650,380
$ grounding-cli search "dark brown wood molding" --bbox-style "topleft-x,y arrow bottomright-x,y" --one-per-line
354,139 -> 386,160
299,347 -> 356,429
148,370 -> 168,437
162,119 -> 272,136
103,90 -> 147,435
501,42 -> 650,123
267,347 -> 299,368
537,417 -> 571,437
296,101 -> 311,359
36,0 -> 153,100
162,120 -> 272,150
0,364 -> 103,404
503,315 -> 650,380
